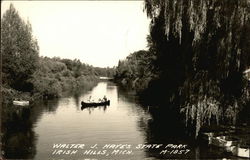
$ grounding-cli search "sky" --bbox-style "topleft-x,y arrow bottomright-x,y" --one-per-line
1,1 -> 150,67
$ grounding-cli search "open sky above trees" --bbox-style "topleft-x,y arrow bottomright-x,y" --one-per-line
1,1 -> 150,67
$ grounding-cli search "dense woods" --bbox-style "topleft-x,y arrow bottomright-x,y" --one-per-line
115,0 -> 250,137
114,50 -> 157,92
1,4 -> 115,103
29,57 -> 105,99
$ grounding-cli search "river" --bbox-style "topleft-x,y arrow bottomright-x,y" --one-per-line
2,81 -> 239,159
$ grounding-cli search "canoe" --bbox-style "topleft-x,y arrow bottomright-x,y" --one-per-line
200,130 -> 250,158
229,145 -> 250,158
13,100 -> 29,106
210,136 -> 239,148
81,100 -> 110,107
201,132 -> 249,158
236,146 -> 250,158
210,136 -> 227,147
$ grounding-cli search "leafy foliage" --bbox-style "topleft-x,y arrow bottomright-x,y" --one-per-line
144,0 -> 250,137
114,50 -> 157,92
1,4 -> 39,91
1,4 -> 115,103
30,57 -> 101,99
116,0 -> 250,137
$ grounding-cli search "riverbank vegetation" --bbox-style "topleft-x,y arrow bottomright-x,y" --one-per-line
115,0 -> 250,137
1,4 -> 115,104
114,50 -> 157,92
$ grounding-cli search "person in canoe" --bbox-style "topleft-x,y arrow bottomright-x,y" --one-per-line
88,96 -> 92,102
103,95 -> 107,102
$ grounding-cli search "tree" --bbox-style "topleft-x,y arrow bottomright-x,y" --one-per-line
1,4 -> 39,91
143,0 -> 250,137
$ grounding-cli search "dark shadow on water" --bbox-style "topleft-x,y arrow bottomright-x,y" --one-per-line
2,105 -> 37,159
2,99 -> 60,159
3,82 -> 241,159
80,105 -> 109,114
136,103 -> 238,159
40,99 -> 59,113
73,93 -> 81,110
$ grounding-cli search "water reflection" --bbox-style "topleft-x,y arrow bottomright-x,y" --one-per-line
81,105 -> 109,114
2,105 -> 37,159
2,81 -> 234,159
40,99 -> 59,113
135,102 -> 236,159
73,93 -> 81,110
2,99 -> 60,159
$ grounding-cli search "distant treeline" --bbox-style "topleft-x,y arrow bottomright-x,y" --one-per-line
1,4 -> 115,103
114,50 -> 156,92
29,57 -> 115,99
115,0 -> 250,137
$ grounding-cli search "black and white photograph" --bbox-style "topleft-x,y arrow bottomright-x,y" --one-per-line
1,0 -> 250,159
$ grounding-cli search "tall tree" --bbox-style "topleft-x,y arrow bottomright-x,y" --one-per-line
144,0 -> 250,137
1,4 -> 39,91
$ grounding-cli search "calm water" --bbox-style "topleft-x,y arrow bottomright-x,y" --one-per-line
2,81 -> 239,159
